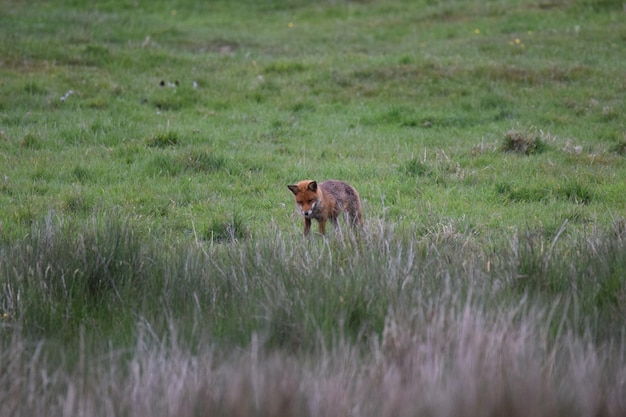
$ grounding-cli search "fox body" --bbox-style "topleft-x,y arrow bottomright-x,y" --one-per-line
287,180 -> 363,235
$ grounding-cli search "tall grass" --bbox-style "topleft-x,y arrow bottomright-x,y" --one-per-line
3,306 -> 624,417
1,213 -> 625,416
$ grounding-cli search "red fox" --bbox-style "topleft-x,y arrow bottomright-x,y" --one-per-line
287,179 -> 363,235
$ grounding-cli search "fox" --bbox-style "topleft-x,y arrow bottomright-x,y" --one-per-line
287,179 -> 363,236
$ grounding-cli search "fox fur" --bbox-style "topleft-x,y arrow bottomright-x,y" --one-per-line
287,179 -> 363,235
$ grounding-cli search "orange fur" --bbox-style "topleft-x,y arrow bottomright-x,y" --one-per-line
287,180 -> 363,235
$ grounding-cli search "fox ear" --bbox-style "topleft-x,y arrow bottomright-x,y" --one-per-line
307,181 -> 318,192
287,184 -> 299,195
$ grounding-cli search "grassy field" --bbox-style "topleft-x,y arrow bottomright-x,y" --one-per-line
1,0 -> 625,416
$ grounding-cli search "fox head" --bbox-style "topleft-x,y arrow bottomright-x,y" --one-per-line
288,180 -> 319,218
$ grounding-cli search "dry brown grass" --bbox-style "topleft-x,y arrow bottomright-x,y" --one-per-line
2,294 -> 624,417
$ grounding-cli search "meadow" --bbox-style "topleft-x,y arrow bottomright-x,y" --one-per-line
1,0 -> 625,415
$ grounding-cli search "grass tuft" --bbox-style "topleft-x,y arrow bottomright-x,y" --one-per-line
146,130 -> 179,148
183,150 -> 229,174
402,157 -> 430,177
204,213 -> 249,242
496,181 -> 593,204
70,165 -> 92,183
609,138 -> 626,156
144,150 -> 230,177
501,129 -> 547,155
62,189 -> 91,214
20,132 -> 42,149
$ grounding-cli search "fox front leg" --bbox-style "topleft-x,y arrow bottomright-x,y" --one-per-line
317,218 -> 327,235
304,218 -> 312,235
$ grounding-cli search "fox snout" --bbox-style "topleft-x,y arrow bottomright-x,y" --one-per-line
300,200 -> 318,218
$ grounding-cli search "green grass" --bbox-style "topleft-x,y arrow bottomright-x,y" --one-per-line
1,0 -> 625,241
1,0 -> 625,415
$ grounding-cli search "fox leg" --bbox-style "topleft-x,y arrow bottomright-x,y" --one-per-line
330,216 -> 345,238
355,211 -> 364,227
318,218 -> 327,235
344,211 -> 363,233
304,218 -> 312,235
348,209 -> 363,227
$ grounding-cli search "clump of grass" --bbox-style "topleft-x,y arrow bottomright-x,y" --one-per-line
402,157 -> 430,176
22,81 -> 47,96
204,213 -> 249,242
80,44 -> 111,66
501,129 -> 547,155
70,165 -> 92,183
560,181 -> 593,204
146,130 -> 179,148
510,222 -> 626,338
400,150 -> 461,186
144,150 -> 230,177
61,189 -> 91,214
183,150 -> 229,174
144,153 -> 185,176
365,106 -> 421,127
0,212 -> 148,338
495,182 -> 548,203
609,138 -> 626,156
496,181 -> 593,205
20,132 -> 42,149
263,60 -> 307,74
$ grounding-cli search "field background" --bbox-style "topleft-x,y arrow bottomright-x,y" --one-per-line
1,0 -> 625,241
1,0 -> 625,416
